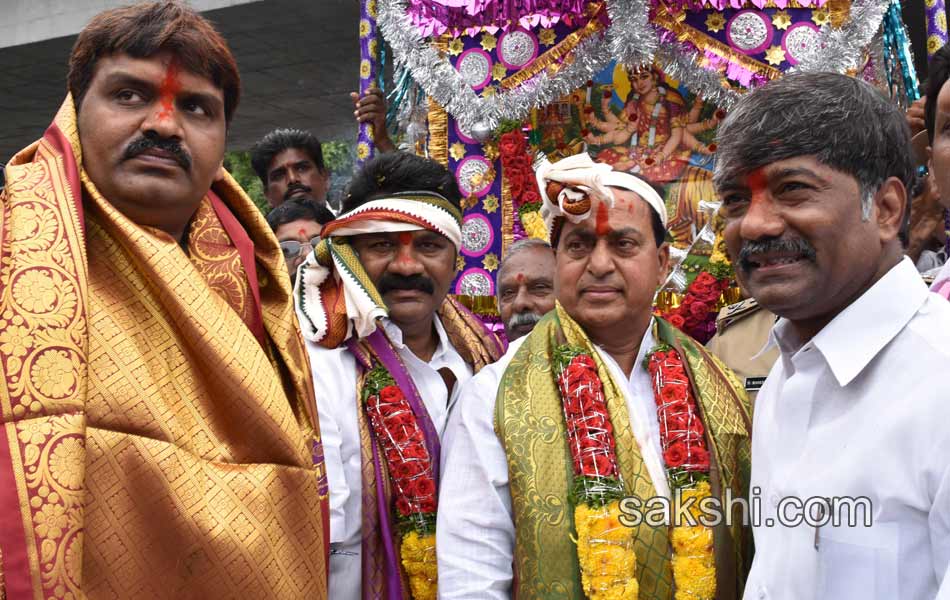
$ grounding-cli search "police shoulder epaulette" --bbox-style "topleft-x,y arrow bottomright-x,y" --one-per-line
715,298 -> 761,333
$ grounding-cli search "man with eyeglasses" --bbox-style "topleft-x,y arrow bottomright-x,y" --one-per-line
267,198 -> 336,281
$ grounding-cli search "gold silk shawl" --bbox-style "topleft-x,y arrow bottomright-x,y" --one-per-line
0,97 -> 329,599
495,304 -> 752,600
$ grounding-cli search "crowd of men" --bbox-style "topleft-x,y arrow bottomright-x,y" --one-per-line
1,2 -> 949,600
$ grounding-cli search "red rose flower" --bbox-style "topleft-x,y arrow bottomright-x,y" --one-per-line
384,409 -> 414,428
691,283 -> 710,296
389,425 -> 412,445
402,443 -> 427,460
392,460 -> 426,481
663,442 -> 689,468
499,131 -> 526,157
687,445 -> 709,469
412,477 -> 436,499
571,354 -> 597,371
581,452 -> 615,477
509,155 -> 529,172
418,496 -> 437,513
379,386 -> 403,404
660,384 -> 686,406
695,272 -> 717,286
687,419 -> 705,441
521,190 -> 541,206
395,496 -> 412,517
689,302 -> 709,319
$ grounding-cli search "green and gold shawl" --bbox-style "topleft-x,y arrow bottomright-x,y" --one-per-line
495,303 -> 752,599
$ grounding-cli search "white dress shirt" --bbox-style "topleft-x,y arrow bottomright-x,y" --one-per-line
308,317 -> 473,600
437,320 -> 668,600
744,258 -> 950,600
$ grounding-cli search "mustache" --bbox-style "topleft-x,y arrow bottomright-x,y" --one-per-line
507,311 -> 542,331
377,273 -> 435,296
738,237 -> 817,271
122,135 -> 191,170
284,183 -> 312,200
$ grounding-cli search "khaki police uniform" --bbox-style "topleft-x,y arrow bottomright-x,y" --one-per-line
706,298 -> 779,404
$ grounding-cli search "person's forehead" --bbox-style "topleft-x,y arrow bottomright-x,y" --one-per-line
270,147 -> 316,169
275,218 -> 320,238
500,249 -> 553,278
91,51 -> 220,95
937,78 -> 950,112
728,155 -> 841,185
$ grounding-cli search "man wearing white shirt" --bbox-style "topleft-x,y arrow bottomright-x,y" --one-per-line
295,152 -> 503,600
715,72 -> 950,599
438,154 -> 752,599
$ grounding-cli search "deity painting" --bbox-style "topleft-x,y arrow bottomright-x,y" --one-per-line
541,61 -> 724,247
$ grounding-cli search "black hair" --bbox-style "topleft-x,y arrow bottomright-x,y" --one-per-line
926,44 -> 950,144
265,198 -> 335,232
715,72 -> 916,208
250,128 -> 326,185
342,151 -> 462,214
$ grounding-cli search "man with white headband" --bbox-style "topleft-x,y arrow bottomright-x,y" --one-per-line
437,152 -> 752,600
295,152 -> 504,600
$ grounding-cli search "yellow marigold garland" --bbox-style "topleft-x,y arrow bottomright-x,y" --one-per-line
646,347 -> 717,600
554,346 -> 639,600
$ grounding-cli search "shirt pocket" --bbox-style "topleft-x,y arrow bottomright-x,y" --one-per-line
815,522 -> 899,599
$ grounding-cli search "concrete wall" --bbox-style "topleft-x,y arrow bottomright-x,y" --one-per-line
0,0 -> 261,49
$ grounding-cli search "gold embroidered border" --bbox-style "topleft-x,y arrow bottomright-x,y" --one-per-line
427,36 -> 450,167
653,6 -> 783,82
501,166 -> 514,258
500,3 -> 607,91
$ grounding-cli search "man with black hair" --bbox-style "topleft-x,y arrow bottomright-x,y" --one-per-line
251,88 -> 395,208
266,199 -> 336,281
294,152 -> 504,599
716,72 -> 950,599
0,2 -> 329,597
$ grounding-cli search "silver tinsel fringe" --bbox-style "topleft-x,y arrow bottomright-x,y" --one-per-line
380,0 -> 889,128
790,0 -> 889,74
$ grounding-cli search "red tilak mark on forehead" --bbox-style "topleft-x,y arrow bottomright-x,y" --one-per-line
298,228 -> 307,237
595,202 -> 613,236
747,168 -> 768,203
156,60 -> 181,120
398,232 -> 413,246
516,273 -> 525,283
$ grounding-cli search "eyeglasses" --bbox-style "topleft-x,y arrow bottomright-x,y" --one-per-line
279,236 -> 321,260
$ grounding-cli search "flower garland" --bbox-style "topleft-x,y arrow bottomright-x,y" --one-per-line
363,365 -> 438,600
554,345 -> 639,600
499,126 -> 549,241
661,220 -> 734,344
645,344 -> 716,600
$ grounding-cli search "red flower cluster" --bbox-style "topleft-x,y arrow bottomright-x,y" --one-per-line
557,354 -> 619,479
499,130 -> 541,210
367,385 -> 437,517
664,271 -> 729,344
647,350 -> 711,472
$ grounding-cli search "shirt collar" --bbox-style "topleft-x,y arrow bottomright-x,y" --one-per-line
770,257 -> 927,387
382,315 -> 451,363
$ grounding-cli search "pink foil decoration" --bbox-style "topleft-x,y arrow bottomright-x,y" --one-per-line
406,0 -> 590,36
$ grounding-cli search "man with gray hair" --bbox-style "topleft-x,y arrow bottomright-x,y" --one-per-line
495,238 -> 556,340
715,72 -> 950,599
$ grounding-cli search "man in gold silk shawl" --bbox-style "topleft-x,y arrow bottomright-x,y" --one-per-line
438,153 -> 752,600
0,3 -> 329,598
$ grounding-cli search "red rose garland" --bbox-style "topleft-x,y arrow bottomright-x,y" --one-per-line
363,364 -> 439,600
645,345 -> 711,473
499,128 -> 547,240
